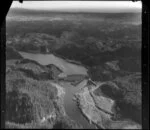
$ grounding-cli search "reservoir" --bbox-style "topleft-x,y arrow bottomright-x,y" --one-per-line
19,51 -> 96,129
19,52 -> 88,75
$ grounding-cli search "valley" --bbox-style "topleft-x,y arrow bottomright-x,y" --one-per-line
6,7 -> 141,129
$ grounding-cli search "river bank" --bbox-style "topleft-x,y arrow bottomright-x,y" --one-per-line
59,81 -> 96,129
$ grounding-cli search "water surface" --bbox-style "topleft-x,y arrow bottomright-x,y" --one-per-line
19,51 -> 88,76
61,81 -> 96,129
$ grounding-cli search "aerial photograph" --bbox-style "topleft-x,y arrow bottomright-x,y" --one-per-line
6,1 -> 142,129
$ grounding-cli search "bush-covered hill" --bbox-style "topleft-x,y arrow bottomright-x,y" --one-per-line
6,58 -> 81,129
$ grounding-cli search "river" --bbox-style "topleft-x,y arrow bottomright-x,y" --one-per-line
19,51 -> 96,129
60,81 -> 96,129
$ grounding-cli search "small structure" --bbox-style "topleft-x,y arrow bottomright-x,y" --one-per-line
87,78 -> 97,87
80,78 -> 97,90
105,60 -> 120,71
58,73 -> 67,78
40,45 -> 49,54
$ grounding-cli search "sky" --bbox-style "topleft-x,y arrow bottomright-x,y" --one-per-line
11,1 -> 142,13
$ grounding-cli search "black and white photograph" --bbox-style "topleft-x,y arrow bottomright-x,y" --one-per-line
5,1 -> 142,129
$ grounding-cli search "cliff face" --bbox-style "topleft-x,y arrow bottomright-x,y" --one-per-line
75,75 -> 141,129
